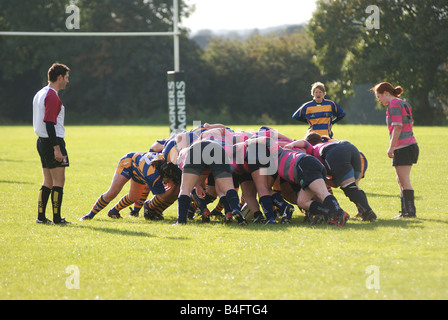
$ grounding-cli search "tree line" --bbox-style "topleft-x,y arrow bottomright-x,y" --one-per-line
1,0 -> 447,125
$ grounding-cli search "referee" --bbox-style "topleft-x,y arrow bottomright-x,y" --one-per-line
33,63 -> 70,224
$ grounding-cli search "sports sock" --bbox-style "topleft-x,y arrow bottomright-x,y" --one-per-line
400,195 -> 406,214
51,186 -> 63,223
323,194 -> 343,217
225,189 -> 240,212
403,189 -> 416,217
240,194 -> 246,206
271,192 -> 290,213
147,194 -> 174,215
309,200 -> 329,216
177,195 -> 191,224
132,190 -> 150,213
112,195 -> 134,212
259,195 -> 275,220
213,199 -> 224,213
89,195 -> 110,217
38,185 -> 52,221
192,189 -> 207,212
219,196 -> 231,213
341,182 -> 371,213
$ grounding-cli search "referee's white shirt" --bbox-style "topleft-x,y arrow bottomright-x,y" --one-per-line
33,85 -> 65,138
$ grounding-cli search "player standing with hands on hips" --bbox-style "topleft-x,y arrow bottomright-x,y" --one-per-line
33,63 -> 71,224
372,82 -> 419,218
292,82 -> 345,138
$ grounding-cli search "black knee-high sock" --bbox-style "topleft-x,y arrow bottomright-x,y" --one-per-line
400,195 -> 406,214
51,186 -> 63,223
38,185 -> 52,221
342,183 -> 371,213
177,195 -> 191,224
271,192 -> 289,212
259,195 -> 275,220
225,189 -> 240,212
309,201 -> 329,216
219,196 -> 231,214
402,189 -> 416,217
323,195 -> 343,217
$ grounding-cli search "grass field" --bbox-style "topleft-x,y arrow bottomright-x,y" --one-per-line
1,124 -> 447,300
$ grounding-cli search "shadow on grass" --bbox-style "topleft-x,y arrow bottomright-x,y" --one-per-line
73,223 -> 157,237
69,212 -> 434,234
72,219 -> 187,240
240,215 -> 427,231
364,192 -> 423,201
0,180 -> 34,185
344,217 -> 425,230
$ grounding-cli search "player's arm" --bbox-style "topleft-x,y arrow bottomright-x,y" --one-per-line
203,123 -> 227,130
45,121 -> 63,162
43,91 -> 63,162
292,105 -> 308,123
283,140 -> 312,153
331,102 -> 346,124
388,125 -> 402,158
387,100 -> 404,158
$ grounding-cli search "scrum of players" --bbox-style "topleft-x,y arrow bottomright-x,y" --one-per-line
81,122 -> 377,227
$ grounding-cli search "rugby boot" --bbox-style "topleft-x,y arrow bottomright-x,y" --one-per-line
224,212 -> 233,224
129,208 -> 139,217
143,203 -> 164,221
253,211 -> 266,224
53,217 -> 71,225
232,209 -> 247,226
202,209 -> 211,223
36,217 -> 52,224
80,213 -> 95,221
210,209 -> 224,219
280,203 -> 295,224
107,210 -> 122,219
304,211 -> 326,225
240,203 -> 251,219
361,209 -> 377,222
328,211 -> 349,227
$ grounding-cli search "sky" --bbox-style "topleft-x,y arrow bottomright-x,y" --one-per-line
181,0 -> 318,34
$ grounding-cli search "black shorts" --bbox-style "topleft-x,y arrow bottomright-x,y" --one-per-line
393,143 -> 419,166
183,140 -> 233,179
322,141 -> 361,186
207,172 -> 240,188
245,142 -> 273,173
295,155 -> 327,189
37,137 -> 69,169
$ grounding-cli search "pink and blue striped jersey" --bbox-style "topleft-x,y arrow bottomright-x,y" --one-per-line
276,147 -> 309,184
386,98 -> 417,148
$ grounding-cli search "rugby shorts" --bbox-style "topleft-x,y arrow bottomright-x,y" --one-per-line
36,137 -> 69,169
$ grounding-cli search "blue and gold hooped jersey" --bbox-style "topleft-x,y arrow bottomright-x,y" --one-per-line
116,152 -> 142,181
292,99 -> 345,138
132,152 -> 166,195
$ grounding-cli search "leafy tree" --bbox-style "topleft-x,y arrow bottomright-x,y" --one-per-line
0,0 -> 199,124
309,0 -> 448,124
201,31 -> 322,124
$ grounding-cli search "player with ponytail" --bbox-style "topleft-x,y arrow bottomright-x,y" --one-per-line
372,82 -> 419,218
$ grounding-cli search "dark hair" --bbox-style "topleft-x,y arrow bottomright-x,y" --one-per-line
371,82 -> 403,97
48,63 -> 70,82
160,162 -> 181,185
150,155 -> 181,184
304,132 -> 331,146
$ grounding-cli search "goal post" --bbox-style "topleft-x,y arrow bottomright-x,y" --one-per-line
0,0 -> 184,132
